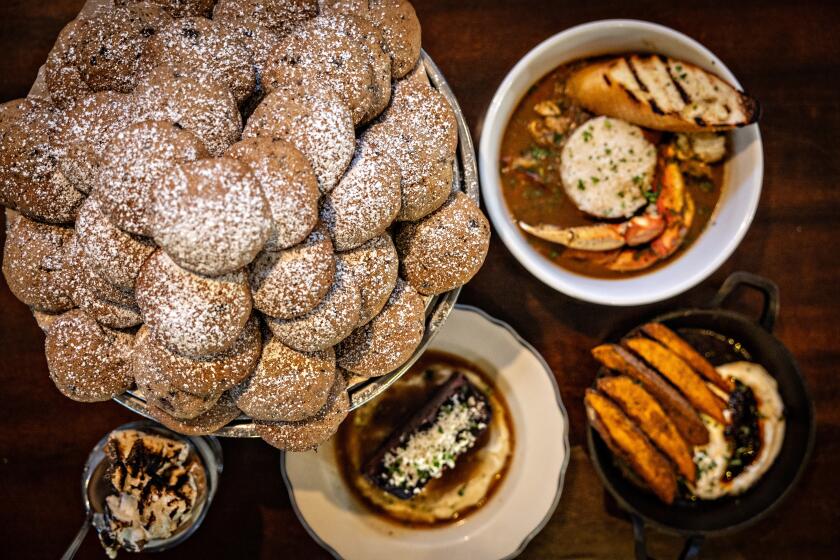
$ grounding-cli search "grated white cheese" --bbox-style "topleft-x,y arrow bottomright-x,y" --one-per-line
381,394 -> 487,494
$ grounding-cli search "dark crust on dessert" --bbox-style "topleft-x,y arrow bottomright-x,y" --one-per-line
363,371 -> 491,498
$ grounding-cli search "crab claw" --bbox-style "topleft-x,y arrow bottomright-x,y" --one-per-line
625,214 -> 666,246
657,163 -> 686,224
519,221 -> 626,251
652,191 -> 695,259
607,247 -> 661,272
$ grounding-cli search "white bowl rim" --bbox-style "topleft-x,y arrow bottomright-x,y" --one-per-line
280,304 -> 571,560
478,19 -> 764,306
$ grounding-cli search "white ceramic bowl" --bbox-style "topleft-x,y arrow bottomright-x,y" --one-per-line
282,306 -> 570,560
479,20 -> 763,306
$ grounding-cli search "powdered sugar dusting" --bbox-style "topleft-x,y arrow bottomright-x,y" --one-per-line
45,309 -> 134,402
226,137 -> 319,251
133,318 -> 261,400
254,371 -> 349,451
336,232 -> 398,325
233,336 -> 336,421
76,196 -> 155,290
135,68 -> 243,156
336,277 -> 424,377
397,192 -> 490,295
363,73 -> 457,220
151,157 -> 271,276
0,98 -> 83,223
266,255 -> 361,351
263,13 -> 386,125
243,90 -> 354,193
2,210 -> 75,312
135,250 -> 252,357
249,224 -> 335,319
95,120 -> 209,237
141,16 -> 256,103
320,144 -> 401,250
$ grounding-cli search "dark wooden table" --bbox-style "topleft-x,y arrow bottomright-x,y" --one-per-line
1,1 -> 839,558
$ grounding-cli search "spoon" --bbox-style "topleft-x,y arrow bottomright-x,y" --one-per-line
60,421 -> 224,559
61,436 -> 111,560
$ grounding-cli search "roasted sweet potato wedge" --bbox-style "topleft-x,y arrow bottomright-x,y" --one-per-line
566,55 -> 760,132
623,338 -> 727,424
641,323 -> 731,392
596,376 -> 695,482
591,344 -> 709,445
585,389 -> 677,504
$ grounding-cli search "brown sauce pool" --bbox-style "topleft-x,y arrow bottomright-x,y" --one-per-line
499,57 -> 725,279
335,350 -> 515,528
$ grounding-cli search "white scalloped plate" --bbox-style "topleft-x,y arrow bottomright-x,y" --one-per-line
281,305 -> 570,560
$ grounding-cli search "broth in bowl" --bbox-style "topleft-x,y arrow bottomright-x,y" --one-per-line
498,53 -> 754,279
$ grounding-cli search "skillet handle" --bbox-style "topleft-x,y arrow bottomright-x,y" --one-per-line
710,271 -> 779,333
631,514 -> 705,560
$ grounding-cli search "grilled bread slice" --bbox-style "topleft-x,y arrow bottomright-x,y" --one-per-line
585,389 -> 677,504
592,344 -> 709,445
566,54 -> 760,132
596,376 -> 695,482
641,322 -> 732,392
623,338 -> 727,424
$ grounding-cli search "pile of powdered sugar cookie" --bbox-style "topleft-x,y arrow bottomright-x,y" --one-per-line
0,0 -> 490,451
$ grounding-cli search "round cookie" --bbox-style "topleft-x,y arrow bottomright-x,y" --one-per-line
233,336 -> 336,421
243,90 -> 354,194
53,90 -> 146,194
132,319 -> 261,399
364,74 -> 458,221
325,13 -> 392,123
396,192 -> 490,295
95,120 -> 209,237
135,250 -> 253,357
254,372 -> 349,451
336,233 -> 398,326
321,147 -> 400,251
64,236 -> 144,329
141,16 -> 256,104
249,225 -> 335,319
262,14 -> 388,125
45,5 -> 172,107
337,278 -> 424,377
139,378 -> 220,420
0,98 -> 84,223
45,309 -> 134,402
322,0 -> 421,79
75,197 -> 155,291
2,211 -> 74,312
135,67 -> 242,156
116,0 -> 216,18
146,391 -> 242,435
151,157 -> 271,277
266,257 -> 361,352
213,0 -> 318,36
226,137 -> 318,250
75,4 -> 172,94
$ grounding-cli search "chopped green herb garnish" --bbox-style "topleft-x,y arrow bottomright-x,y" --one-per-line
577,179 -> 586,191
528,145 -> 551,159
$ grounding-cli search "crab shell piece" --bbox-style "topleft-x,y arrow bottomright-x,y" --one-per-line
606,161 -> 693,272
519,212 -> 665,252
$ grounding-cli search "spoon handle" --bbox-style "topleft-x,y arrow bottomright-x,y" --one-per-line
60,519 -> 90,560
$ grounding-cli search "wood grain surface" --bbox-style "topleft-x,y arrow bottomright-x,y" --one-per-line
1,1 -> 838,558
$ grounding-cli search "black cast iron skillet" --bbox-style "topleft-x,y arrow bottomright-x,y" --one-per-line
586,272 -> 816,559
